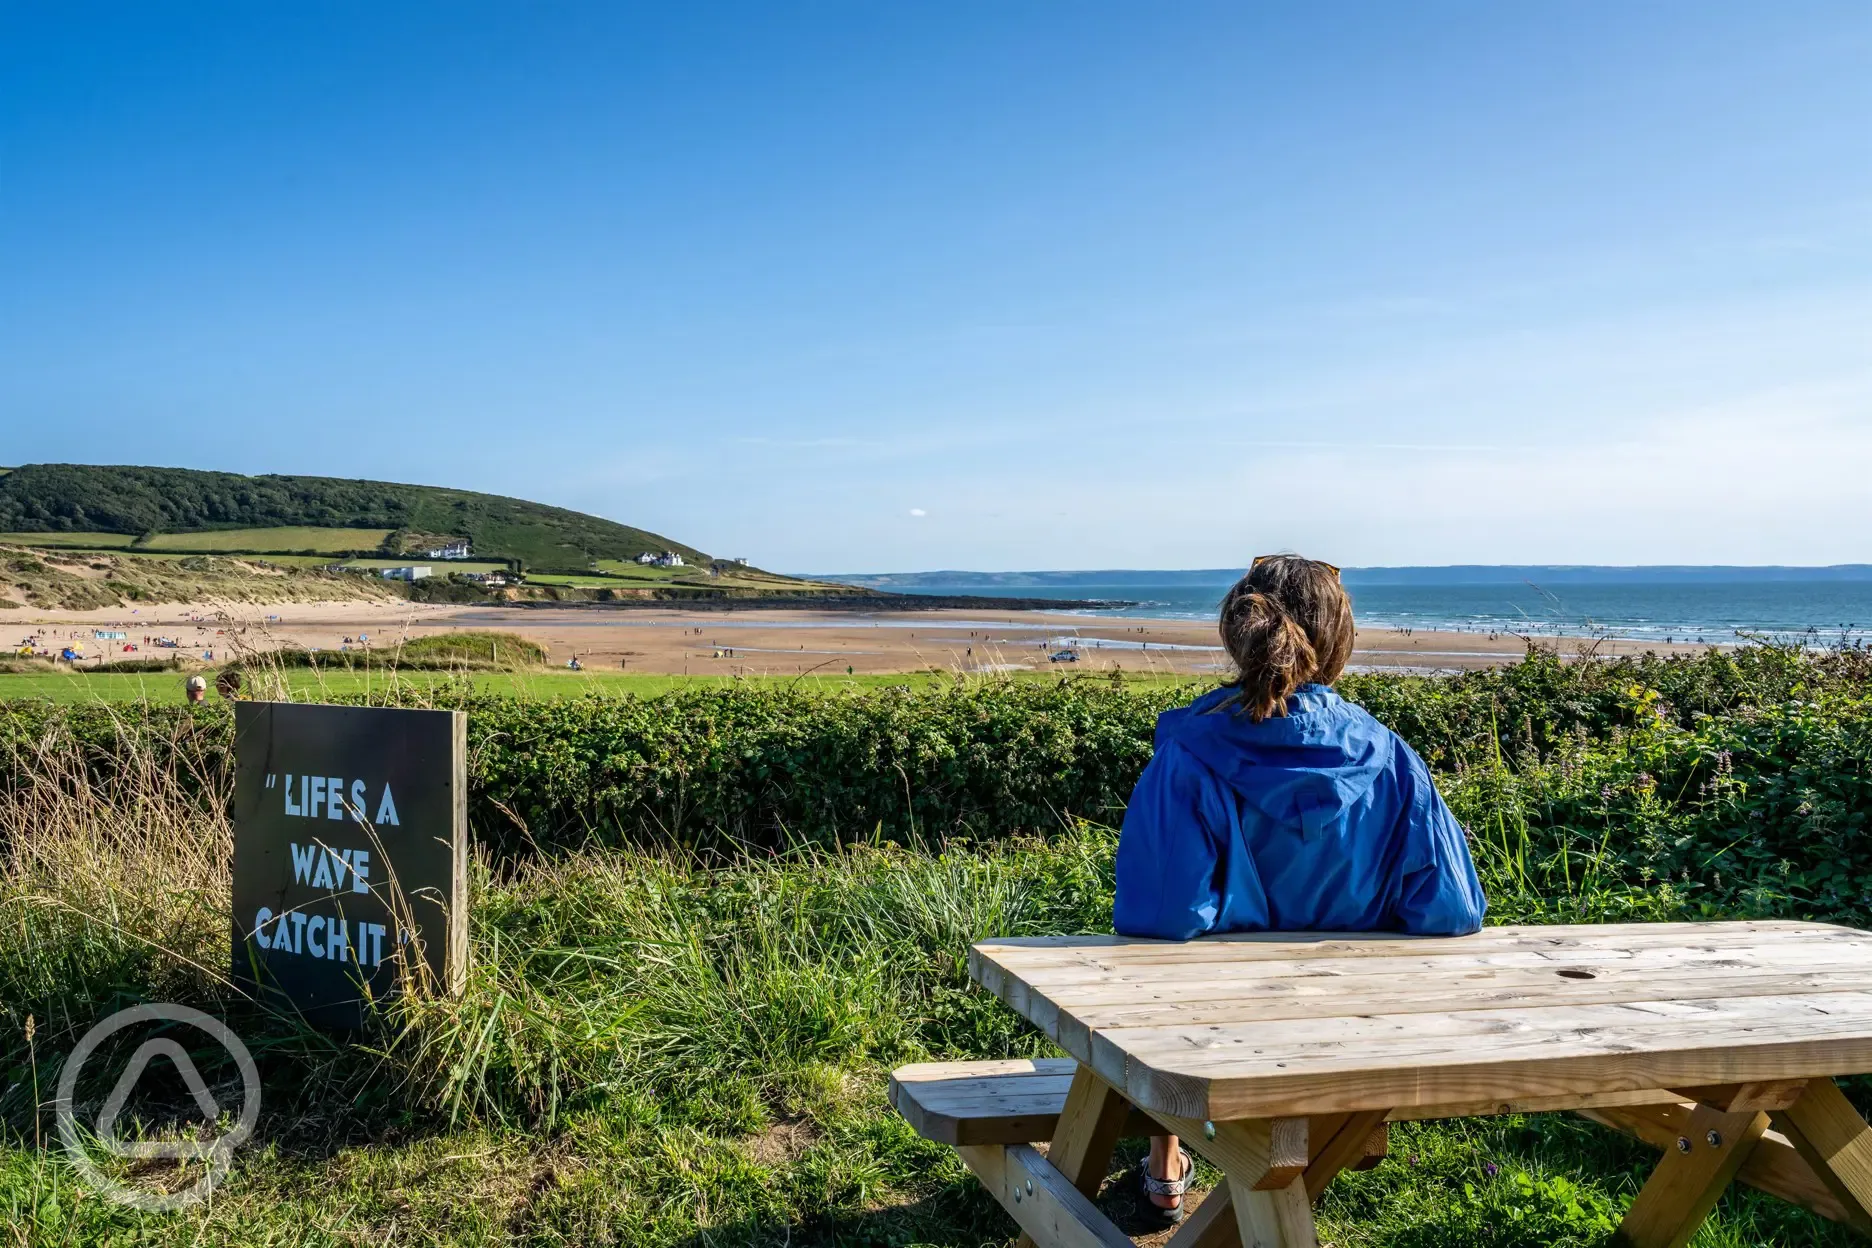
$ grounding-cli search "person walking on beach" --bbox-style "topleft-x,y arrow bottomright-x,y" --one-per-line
1113,554 -> 1486,1225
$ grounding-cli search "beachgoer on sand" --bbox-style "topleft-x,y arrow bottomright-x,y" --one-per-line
1112,554 -> 1486,1225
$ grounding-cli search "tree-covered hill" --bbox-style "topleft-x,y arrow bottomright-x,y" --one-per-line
0,463 -> 707,572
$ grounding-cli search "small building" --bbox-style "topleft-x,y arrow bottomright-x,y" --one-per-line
654,551 -> 685,568
464,571 -> 521,587
94,630 -> 127,640
423,540 -> 472,560
634,552 -> 656,565
380,566 -> 433,581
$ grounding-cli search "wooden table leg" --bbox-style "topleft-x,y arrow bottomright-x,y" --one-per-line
1303,1110 -> 1390,1201
1152,1113 -> 1320,1248
1615,1102 -> 1769,1248
1010,1066 -> 1134,1248
1772,1077 -> 1872,1228
1050,1066 -> 1134,1197
1231,1176 -> 1317,1248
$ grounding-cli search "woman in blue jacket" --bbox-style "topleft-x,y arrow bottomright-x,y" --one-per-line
1114,555 -> 1486,1223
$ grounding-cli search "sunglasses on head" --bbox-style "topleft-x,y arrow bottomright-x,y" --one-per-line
1251,554 -> 1341,578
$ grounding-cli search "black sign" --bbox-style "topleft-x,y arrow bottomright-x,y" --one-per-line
232,702 -> 467,1027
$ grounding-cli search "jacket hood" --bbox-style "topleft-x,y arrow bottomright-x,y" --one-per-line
1157,683 -> 1390,838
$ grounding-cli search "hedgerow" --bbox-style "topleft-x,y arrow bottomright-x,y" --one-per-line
2,644 -> 1868,883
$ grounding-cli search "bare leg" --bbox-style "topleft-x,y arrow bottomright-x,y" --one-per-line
1148,1133 -> 1186,1210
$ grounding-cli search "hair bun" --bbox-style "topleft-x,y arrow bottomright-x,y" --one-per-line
1218,558 -> 1352,721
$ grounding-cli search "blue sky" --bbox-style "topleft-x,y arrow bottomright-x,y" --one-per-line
2,4 -> 1869,571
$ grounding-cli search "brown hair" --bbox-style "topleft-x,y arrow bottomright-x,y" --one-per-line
1217,555 -> 1354,721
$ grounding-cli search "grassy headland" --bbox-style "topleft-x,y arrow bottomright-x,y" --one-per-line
2,645 -> 1870,1245
0,464 -> 873,605
0,464 -> 705,572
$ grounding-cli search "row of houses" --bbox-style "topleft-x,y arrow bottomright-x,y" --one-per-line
635,551 -> 686,568
632,551 -> 752,569
350,548 -> 754,584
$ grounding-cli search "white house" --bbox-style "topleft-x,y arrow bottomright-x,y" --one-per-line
423,540 -> 472,560
380,566 -> 433,581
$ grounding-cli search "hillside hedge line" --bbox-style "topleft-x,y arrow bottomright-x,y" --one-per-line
3,648 -> 1869,895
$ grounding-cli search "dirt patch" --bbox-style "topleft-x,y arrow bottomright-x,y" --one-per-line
747,1119 -> 821,1167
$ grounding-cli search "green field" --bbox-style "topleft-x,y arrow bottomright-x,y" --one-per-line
2,528 -> 396,554
510,572 -> 635,587
0,531 -> 136,549
137,525 -> 395,552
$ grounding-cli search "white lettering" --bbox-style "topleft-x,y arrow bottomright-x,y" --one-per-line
284,775 -> 300,817
289,911 -> 308,954
310,849 -> 336,891
374,784 -> 399,826
290,842 -> 318,884
252,906 -> 274,949
351,849 -> 371,894
308,775 -> 325,820
350,778 -> 366,822
326,777 -> 344,820
307,914 -> 326,958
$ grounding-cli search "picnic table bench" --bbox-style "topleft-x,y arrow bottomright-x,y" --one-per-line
890,921 -> 1872,1247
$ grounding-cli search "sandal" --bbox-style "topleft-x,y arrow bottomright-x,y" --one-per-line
1135,1145 -> 1194,1227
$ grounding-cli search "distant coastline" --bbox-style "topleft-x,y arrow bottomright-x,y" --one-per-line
815,564 -> 1872,589
497,592 -> 1136,613
803,566 -> 1872,641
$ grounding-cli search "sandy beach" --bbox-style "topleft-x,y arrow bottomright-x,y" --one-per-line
6,598 -> 1723,675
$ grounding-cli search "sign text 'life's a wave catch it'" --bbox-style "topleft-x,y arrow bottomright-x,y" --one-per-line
232,702 -> 467,1028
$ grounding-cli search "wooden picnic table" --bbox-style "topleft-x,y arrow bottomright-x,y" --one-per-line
897,921 -> 1872,1248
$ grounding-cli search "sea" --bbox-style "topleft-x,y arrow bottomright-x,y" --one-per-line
816,571 -> 1872,644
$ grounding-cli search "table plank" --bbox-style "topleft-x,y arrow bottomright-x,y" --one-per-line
976,922 -> 1856,972
986,941 -> 1872,993
1107,993 -> 1872,1118
1037,967 -> 1872,1051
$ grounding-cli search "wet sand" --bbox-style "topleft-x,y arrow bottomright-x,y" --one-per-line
8,600 -> 1722,675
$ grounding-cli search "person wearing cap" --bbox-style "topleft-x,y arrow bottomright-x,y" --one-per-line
185,675 -> 208,704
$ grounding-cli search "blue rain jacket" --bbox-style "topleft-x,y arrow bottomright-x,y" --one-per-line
1114,683 -> 1485,940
